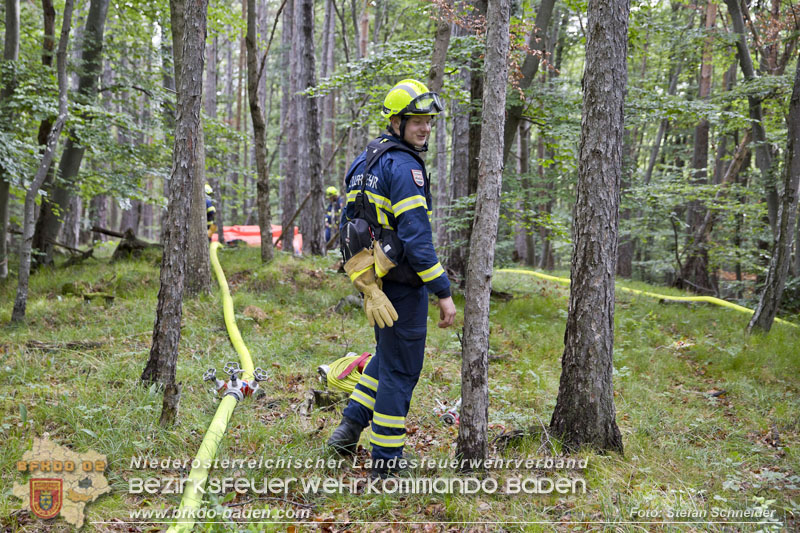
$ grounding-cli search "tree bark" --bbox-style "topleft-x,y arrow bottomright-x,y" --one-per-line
0,0 -> 20,279
293,0 -> 324,255
280,0 -> 297,247
457,0 -> 510,466
206,35 -> 225,244
11,0 -> 73,322
428,2 -> 452,249
501,0 -> 557,164
246,0 -> 274,263
748,56 -> 800,333
520,121 -> 535,266
174,0 -> 211,296
724,0 -> 778,236
446,22 -> 471,281
141,0 -> 208,385
679,0 -> 716,294
320,0 -> 336,170
31,0 -> 110,268
549,0 -> 627,453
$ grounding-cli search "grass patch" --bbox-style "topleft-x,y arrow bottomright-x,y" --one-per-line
1,249 -> 798,531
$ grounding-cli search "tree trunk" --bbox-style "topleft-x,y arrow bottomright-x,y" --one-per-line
31,0 -> 110,267
293,0 -> 323,255
549,0 -> 627,454
446,22 -> 471,281
89,195 -> 107,242
454,0 -> 488,284
519,121 -> 535,266
428,2 -> 452,249
320,0 -> 336,170
457,0 -> 510,466
537,134 -> 554,270
175,0 -> 211,296
747,57 -> 800,333
142,0 -> 208,385
0,0 -> 20,279
11,0 -> 73,322
246,0 -> 273,263
501,0 -> 557,164
679,0 -> 716,293
280,0 -> 297,248
724,0 -> 778,236
617,130 -> 634,277
206,35 -> 225,244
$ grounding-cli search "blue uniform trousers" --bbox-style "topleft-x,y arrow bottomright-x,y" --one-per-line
342,280 -> 428,461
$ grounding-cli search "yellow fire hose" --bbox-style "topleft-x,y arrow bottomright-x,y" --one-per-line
498,268 -> 798,328
166,242 -> 258,533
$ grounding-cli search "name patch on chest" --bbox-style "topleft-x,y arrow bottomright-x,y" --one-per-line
411,169 -> 424,187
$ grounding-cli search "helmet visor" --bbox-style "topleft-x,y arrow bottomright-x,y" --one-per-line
401,92 -> 444,115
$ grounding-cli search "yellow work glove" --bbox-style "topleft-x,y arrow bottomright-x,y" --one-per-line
343,248 -> 398,328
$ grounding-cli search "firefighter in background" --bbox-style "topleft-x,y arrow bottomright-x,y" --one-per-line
327,79 -> 456,477
324,186 -> 344,242
205,183 -> 217,240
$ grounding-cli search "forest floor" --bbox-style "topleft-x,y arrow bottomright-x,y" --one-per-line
1,244 -> 798,532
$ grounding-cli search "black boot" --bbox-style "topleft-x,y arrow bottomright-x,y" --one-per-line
327,417 -> 363,455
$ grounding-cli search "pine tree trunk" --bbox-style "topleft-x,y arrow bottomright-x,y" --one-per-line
142,0 -> 208,384
280,0 -> 297,247
457,0 -> 510,466
747,57 -> 800,333
11,0 -> 73,322
246,0 -> 273,263
206,35 -> 224,244
177,0 -> 211,297
293,0 -> 323,255
31,0 -> 110,267
549,0 -> 627,454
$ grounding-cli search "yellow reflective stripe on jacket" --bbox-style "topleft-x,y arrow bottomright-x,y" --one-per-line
358,374 -> 378,392
369,431 -> 405,448
346,191 -> 395,230
417,262 -> 444,283
350,389 -> 375,411
373,411 -> 405,429
207,206 -> 216,214
393,195 -> 427,217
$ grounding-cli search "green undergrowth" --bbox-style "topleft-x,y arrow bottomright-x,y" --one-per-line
1,247 -> 798,532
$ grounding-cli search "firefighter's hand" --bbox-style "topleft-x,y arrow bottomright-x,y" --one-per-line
437,296 -> 456,328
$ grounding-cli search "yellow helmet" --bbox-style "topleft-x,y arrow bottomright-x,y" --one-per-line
326,186 -> 339,197
204,183 -> 213,195
381,79 -> 444,118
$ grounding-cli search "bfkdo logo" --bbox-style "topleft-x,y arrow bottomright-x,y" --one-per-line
13,437 -> 110,528
30,478 -> 63,519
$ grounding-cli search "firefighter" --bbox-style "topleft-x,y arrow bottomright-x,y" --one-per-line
328,79 -> 456,477
325,186 -> 343,242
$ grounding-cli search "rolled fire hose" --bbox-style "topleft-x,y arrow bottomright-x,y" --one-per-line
498,268 -> 798,329
326,353 -> 371,393
166,242 -> 257,533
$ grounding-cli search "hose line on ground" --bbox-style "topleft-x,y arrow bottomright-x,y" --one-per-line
166,242 -> 258,533
498,268 -> 798,329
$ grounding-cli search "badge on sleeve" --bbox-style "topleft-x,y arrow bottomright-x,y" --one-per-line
411,169 -> 424,187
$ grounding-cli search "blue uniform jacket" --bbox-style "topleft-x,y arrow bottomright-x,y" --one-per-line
341,136 -> 451,299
